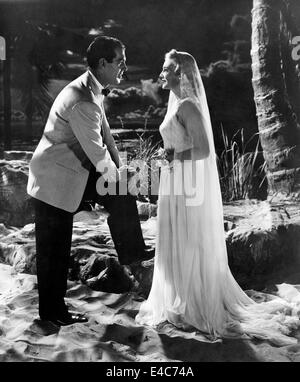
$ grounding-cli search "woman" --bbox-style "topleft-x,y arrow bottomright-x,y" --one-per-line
135,49 -> 300,346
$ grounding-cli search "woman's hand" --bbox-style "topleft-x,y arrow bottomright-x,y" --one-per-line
119,165 -> 137,183
155,147 -> 166,160
155,147 -> 174,163
164,148 -> 175,163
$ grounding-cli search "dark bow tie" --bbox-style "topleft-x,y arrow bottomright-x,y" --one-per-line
101,88 -> 110,96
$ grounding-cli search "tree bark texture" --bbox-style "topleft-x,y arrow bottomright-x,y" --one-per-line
3,34 -> 11,151
251,0 -> 300,200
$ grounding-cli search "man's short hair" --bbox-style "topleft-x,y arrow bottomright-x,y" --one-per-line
86,36 -> 125,70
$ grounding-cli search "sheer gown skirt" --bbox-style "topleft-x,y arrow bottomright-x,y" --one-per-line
135,162 -> 300,345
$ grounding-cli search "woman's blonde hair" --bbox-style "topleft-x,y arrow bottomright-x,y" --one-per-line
165,49 -> 197,77
165,49 -> 200,98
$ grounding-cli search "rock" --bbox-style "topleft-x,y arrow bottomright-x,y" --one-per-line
1,192 -> 300,297
129,259 -> 154,297
133,200 -> 300,296
70,249 -> 112,281
0,154 -> 157,227
0,160 -> 34,227
11,243 -> 37,274
71,250 -> 134,293
0,224 -> 16,238
224,200 -> 300,289
0,217 -> 137,294
69,219 -> 135,293
3,151 -> 33,162
85,257 -> 135,293
0,242 -> 36,274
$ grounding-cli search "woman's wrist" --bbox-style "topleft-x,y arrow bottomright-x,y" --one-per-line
174,149 -> 192,162
164,148 -> 174,163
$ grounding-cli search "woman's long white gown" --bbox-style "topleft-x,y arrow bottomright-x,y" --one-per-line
135,110 -> 300,346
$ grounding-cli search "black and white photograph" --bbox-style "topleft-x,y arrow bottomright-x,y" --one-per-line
0,0 -> 300,365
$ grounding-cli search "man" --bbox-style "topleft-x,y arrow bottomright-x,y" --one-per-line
27,36 -> 154,326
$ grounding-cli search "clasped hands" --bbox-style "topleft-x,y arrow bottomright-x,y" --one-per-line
102,148 -> 175,187
118,164 -> 137,182
119,165 -> 140,195
101,164 -> 138,194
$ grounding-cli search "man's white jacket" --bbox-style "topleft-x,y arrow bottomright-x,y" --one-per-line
27,70 -> 120,212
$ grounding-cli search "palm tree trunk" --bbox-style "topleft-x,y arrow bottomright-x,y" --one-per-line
251,0 -> 300,200
3,34 -> 11,151
281,2 -> 300,124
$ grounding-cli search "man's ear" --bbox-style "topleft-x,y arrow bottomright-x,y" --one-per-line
98,58 -> 106,68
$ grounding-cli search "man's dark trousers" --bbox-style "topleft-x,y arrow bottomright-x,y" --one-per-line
34,166 -> 146,319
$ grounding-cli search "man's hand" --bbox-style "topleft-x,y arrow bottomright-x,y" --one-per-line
100,165 -> 137,184
119,165 -> 137,183
101,166 -> 119,183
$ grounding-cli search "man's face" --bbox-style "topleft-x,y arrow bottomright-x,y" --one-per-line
159,57 -> 180,90
103,48 -> 127,86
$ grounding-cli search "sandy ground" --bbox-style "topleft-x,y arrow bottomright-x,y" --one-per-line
0,259 -> 300,363
0,212 -> 299,362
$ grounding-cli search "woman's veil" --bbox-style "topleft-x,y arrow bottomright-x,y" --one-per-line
137,51 -> 300,342
165,51 -> 250,311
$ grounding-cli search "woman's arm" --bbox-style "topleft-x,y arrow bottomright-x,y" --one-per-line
175,100 -> 210,161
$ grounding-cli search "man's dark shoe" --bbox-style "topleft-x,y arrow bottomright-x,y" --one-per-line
54,313 -> 88,326
41,313 -> 88,326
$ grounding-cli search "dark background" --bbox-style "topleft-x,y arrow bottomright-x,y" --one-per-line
0,0 -> 300,152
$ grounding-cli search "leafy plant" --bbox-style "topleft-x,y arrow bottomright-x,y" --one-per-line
117,120 -> 267,204
217,125 -> 267,201
9,21 -> 69,144
126,131 -> 162,203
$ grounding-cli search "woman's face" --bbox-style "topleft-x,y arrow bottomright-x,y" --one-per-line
159,57 -> 180,90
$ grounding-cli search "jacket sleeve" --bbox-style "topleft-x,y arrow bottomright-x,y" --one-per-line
69,101 -> 118,175
102,113 -> 122,168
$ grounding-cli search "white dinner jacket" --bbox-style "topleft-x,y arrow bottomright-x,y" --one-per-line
27,70 -> 120,212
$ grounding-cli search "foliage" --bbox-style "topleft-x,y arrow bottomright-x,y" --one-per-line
106,85 -> 166,121
202,60 -> 257,152
217,126 -> 267,201
124,131 -> 162,203
120,124 -> 267,204
11,21 -> 75,125
129,132 -> 162,162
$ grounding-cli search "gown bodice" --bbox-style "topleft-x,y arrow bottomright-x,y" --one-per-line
159,112 -> 193,152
